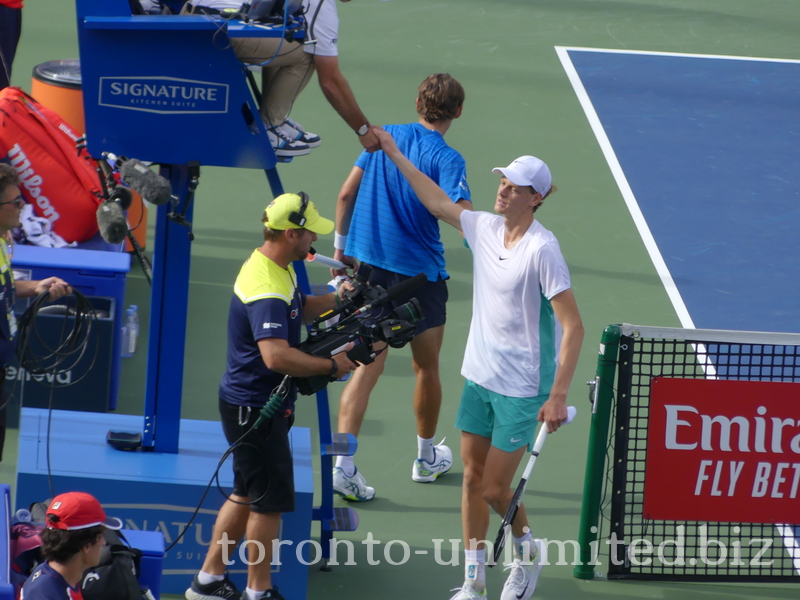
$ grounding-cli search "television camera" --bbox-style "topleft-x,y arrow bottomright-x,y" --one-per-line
294,264 -> 426,396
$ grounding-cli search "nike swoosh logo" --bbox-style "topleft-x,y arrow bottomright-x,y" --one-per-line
510,437 -> 522,443
499,257 -> 509,260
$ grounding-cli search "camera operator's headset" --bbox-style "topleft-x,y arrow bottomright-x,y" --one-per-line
288,191 -> 310,228
262,191 -> 309,229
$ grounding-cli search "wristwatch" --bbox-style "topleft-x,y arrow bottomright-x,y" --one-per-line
356,123 -> 370,136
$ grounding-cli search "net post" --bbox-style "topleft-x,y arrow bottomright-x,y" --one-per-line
574,324 -> 621,580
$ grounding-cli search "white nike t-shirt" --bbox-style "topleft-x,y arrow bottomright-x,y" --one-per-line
460,210 -> 571,398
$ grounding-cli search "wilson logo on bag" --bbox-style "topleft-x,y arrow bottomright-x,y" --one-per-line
0,87 -> 104,243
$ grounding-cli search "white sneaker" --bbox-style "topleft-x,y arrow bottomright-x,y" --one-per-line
500,538 -> 547,600
449,583 -> 486,600
412,439 -> 453,482
280,118 -> 321,147
333,466 -> 376,502
267,127 -> 311,157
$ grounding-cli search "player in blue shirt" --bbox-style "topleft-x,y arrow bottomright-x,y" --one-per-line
331,74 -> 472,500
21,491 -> 123,600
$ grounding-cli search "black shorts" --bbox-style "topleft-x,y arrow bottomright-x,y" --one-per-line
219,398 -> 295,514
365,265 -> 448,336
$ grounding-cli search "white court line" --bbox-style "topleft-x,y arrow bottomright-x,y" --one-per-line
554,45 -> 695,330
555,45 -> 800,64
556,45 -> 800,575
776,525 -> 800,572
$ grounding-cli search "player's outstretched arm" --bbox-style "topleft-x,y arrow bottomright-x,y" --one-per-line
374,127 -> 465,231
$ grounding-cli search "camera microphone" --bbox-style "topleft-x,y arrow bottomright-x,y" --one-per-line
347,272 -> 426,316
96,185 -> 135,244
108,185 -> 133,211
97,202 -> 128,245
120,159 -> 172,206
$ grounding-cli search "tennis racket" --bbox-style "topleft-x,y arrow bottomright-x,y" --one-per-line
490,405 -> 577,565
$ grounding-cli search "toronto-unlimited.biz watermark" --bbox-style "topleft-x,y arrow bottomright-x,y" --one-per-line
215,525 -> 775,568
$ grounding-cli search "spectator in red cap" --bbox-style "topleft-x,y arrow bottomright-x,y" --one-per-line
21,492 -> 122,600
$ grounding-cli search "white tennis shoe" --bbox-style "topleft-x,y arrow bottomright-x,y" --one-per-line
500,538 -> 547,600
333,466 -> 375,502
449,583 -> 486,600
412,439 -> 453,482
280,118 -> 321,147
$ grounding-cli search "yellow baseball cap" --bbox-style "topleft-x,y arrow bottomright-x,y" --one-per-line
263,192 -> 334,235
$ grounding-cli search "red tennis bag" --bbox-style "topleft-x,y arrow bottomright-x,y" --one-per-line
0,87 -> 104,243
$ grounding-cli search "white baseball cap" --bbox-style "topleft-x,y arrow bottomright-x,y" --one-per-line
492,156 -> 552,196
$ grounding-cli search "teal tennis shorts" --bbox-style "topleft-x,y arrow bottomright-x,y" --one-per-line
455,379 -> 549,452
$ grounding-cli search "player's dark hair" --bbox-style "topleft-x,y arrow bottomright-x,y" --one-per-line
416,74 -> 465,123
40,525 -> 105,563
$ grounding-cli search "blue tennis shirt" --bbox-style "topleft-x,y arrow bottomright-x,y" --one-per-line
346,122 -> 470,281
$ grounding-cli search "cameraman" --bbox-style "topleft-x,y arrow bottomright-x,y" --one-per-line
186,193 -> 356,600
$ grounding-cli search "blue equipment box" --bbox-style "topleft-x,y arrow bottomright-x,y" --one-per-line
0,484 -> 13,600
16,409 -> 313,598
7,296 -> 115,416
121,529 -> 165,599
10,245 -> 130,410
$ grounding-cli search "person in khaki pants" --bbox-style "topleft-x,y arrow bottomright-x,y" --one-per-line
182,0 -> 380,158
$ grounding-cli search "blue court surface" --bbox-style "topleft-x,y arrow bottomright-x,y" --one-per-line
559,46 -> 800,574
557,47 -> 800,334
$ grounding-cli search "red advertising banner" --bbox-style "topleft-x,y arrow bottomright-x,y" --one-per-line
643,377 -> 800,523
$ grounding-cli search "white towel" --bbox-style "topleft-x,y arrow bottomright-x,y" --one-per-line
17,204 -> 77,249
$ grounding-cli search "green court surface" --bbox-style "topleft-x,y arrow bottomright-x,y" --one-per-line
5,1 -> 800,599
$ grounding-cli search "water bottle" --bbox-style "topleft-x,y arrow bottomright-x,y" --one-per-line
121,307 -> 134,358
129,305 -> 139,354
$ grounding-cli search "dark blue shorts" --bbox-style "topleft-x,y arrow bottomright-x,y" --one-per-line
364,264 -> 448,336
219,398 -> 295,514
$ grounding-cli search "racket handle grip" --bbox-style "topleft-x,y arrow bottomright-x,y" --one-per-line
566,405 -> 577,424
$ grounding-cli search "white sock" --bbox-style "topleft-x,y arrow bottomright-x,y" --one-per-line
335,455 -> 355,477
245,587 -> 265,600
417,435 -> 435,463
197,571 -> 224,585
465,548 -> 486,590
512,529 -> 534,561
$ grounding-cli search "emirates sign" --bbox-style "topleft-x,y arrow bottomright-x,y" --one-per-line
643,377 -> 800,523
